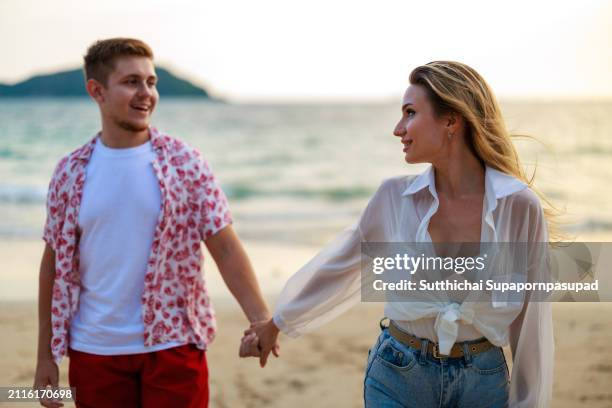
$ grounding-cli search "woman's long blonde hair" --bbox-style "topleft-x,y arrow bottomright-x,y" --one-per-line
409,60 -> 565,242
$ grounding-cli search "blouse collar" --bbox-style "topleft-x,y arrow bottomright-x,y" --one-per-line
401,164 -> 528,242
402,164 -> 527,202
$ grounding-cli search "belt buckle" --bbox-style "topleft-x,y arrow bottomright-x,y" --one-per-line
432,343 -> 447,359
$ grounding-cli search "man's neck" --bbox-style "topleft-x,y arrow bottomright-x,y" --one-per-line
99,124 -> 150,149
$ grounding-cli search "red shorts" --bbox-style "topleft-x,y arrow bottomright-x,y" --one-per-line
68,344 -> 208,408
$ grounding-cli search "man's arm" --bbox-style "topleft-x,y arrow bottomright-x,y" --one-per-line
204,226 -> 271,323
33,243 -> 63,407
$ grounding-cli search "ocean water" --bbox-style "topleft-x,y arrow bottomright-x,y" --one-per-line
1,98 -> 611,246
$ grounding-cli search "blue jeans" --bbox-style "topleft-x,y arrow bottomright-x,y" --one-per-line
364,322 -> 510,408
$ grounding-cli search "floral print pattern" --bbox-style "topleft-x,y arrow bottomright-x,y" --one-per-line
43,127 -> 232,364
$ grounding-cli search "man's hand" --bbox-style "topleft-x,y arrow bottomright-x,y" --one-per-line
239,331 -> 260,358
33,358 -> 63,408
241,319 -> 280,367
36,244 -> 62,408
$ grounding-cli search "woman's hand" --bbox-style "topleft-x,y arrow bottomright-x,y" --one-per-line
241,319 -> 280,367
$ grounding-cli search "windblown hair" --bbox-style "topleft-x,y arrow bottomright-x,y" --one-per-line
83,38 -> 154,85
409,61 -> 565,242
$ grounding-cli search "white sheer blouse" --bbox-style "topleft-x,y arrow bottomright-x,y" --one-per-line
272,165 -> 554,408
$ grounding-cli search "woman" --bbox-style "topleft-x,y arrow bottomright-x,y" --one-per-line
242,61 -> 555,407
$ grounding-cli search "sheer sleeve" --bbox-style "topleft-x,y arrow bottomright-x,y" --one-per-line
272,180 -> 393,337
508,197 -> 555,407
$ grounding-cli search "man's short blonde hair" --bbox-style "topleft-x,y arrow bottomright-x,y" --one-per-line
83,38 -> 154,85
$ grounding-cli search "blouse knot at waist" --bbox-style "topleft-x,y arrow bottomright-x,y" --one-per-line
434,302 -> 475,354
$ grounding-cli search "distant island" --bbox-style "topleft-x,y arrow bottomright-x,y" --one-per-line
0,67 -> 212,98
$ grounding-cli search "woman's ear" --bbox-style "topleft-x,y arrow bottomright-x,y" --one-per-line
445,111 -> 463,134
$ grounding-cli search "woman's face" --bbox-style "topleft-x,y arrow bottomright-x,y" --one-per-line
393,84 -> 450,164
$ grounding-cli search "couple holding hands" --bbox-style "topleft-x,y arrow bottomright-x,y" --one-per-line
34,37 -> 554,408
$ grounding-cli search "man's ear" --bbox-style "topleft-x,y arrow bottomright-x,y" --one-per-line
86,78 -> 105,103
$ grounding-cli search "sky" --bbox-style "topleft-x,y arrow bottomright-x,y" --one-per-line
1,0 -> 611,102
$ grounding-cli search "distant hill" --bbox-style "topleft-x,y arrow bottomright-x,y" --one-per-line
0,67 -> 211,98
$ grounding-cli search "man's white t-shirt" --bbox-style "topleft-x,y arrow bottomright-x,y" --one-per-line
70,137 -> 184,355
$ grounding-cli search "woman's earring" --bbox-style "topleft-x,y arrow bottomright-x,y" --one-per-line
447,132 -> 453,140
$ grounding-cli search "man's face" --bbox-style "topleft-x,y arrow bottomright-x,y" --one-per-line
98,56 -> 158,132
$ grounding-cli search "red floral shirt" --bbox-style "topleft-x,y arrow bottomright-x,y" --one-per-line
43,127 -> 232,364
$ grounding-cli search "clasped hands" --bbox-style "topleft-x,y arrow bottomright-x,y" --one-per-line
239,318 -> 280,367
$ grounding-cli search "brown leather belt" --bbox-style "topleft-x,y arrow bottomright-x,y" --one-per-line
388,321 -> 494,359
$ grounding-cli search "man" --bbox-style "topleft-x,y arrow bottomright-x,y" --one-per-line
33,38 -> 277,408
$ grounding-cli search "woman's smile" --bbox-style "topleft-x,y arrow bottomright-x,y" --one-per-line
402,138 -> 413,152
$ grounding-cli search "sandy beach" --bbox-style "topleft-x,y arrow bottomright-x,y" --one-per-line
1,238 -> 612,407
1,295 -> 612,407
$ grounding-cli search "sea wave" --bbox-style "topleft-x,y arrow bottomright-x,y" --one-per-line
0,183 -> 372,205
224,184 -> 373,201
0,185 -> 47,204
